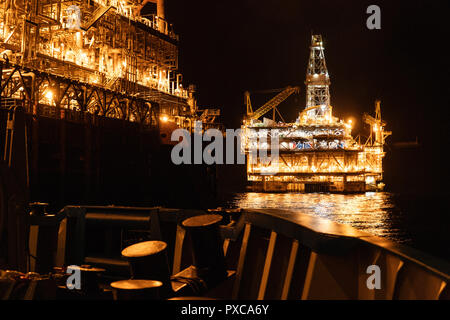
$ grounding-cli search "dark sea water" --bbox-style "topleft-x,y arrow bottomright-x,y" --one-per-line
221,192 -> 450,263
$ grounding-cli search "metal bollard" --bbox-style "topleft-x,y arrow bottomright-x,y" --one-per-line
29,202 -> 49,216
181,214 -> 227,282
77,265 -> 105,296
28,202 -> 66,274
121,241 -> 172,296
110,279 -> 163,300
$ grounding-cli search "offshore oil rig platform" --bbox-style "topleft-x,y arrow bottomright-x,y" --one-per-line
0,0 -> 220,209
242,35 -> 391,193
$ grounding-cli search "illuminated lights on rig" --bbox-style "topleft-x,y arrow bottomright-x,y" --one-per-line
43,89 -> 54,105
45,90 -> 53,100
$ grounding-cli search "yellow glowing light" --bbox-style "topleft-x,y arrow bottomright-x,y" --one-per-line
366,176 -> 376,185
373,124 -> 378,132
160,115 -> 169,122
45,90 -> 54,101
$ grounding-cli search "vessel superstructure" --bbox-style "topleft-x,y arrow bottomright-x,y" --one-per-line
0,0 -> 219,132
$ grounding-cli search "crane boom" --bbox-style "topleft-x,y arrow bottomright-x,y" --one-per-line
81,5 -> 114,31
246,86 -> 300,121
363,100 -> 391,145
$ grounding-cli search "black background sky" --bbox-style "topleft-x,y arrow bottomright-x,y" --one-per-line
158,0 -> 449,192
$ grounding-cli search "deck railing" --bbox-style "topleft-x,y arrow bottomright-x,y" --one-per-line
56,206 -> 450,300
214,209 -> 450,300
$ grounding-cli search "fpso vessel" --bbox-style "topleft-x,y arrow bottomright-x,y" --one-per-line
0,0 -> 221,210
241,35 -> 391,193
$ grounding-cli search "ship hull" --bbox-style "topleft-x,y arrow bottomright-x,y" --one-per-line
0,107 -> 218,211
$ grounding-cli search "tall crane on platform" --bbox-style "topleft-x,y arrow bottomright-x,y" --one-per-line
244,86 -> 300,123
363,100 -> 392,146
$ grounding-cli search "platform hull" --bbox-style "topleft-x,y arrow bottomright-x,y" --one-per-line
247,180 -> 368,193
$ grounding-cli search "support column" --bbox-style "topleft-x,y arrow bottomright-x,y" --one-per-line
31,89 -> 39,199
58,85 -> 67,206
84,112 -> 92,203
157,0 -> 165,19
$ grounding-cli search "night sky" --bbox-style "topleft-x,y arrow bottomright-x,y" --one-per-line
159,0 -> 450,193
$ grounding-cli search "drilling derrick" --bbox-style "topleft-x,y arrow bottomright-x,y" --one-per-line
305,35 -> 331,120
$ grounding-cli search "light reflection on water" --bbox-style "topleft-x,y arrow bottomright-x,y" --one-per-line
226,192 -> 411,244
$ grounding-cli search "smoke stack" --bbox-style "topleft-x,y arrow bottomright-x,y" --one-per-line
136,0 -> 164,19
157,0 -> 165,19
